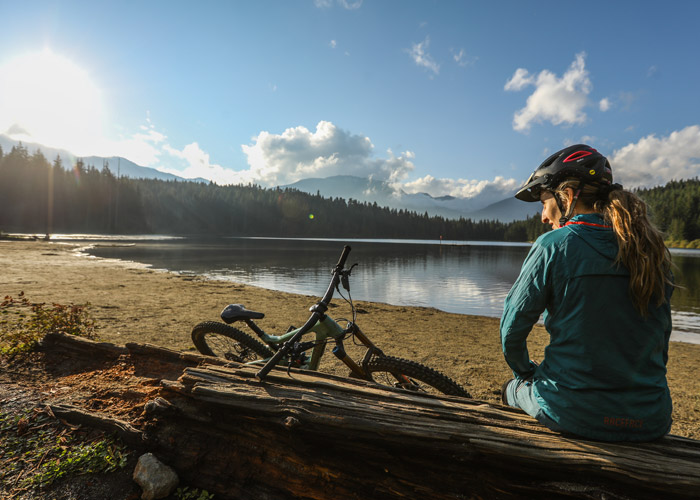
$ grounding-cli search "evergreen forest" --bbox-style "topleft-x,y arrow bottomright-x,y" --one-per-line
1,143 -> 699,246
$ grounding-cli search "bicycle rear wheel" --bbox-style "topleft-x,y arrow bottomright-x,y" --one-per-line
364,355 -> 471,398
191,321 -> 274,362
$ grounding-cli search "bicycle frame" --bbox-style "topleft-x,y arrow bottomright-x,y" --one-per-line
244,315 -> 346,370
249,313 -> 387,376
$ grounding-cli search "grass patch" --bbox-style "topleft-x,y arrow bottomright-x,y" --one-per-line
0,407 -> 129,496
175,486 -> 216,499
0,292 -> 97,357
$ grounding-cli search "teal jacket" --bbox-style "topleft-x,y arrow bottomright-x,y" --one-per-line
500,213 -> 673,441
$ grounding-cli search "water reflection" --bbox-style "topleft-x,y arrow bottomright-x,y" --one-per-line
82,237 -> 700,344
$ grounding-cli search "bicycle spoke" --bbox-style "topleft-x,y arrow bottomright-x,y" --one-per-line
207,334 -> 256,362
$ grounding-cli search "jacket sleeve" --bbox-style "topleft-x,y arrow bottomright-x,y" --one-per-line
500,240 -> 551,379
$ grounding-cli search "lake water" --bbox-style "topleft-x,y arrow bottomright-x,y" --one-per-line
68,235 -> 700,345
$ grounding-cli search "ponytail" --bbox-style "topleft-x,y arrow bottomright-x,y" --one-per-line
555,180 -> 673,315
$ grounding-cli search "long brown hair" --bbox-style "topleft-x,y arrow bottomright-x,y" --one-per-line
555,180 -> 673,315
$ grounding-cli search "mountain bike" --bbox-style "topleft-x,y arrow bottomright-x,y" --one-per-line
191,245 -> 471,398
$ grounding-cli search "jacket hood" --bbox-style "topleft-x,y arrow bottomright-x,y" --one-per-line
564,214 -> 618,262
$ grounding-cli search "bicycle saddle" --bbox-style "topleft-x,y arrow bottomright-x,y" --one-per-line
220,304 -> 265,324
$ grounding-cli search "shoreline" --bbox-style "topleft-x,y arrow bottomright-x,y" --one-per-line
1,239 -> 698,439
30,233 -> 700,345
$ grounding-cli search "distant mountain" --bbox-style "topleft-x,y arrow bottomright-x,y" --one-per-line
282,175 -> 538,222
0,135 -> 537,221
0,135 -> 77,167
80,156 -> 198,182
0,135 -> 206,183
467,196 -> 540,222
284,175 -> 483,218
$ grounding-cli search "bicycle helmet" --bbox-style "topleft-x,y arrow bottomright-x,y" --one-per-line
515,144 -> 612,202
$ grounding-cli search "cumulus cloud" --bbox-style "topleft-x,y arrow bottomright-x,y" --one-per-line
90,117 -> 526,202
241,121 -> 415,186
159,142 -> 253,185
90,117 -> 250,185
610,125 -> 700,188
402,174 -> 520,199
89,119 -> 417,187
599,98 -> 611,112
407,37 -> 440,75
505,52 -> 592,132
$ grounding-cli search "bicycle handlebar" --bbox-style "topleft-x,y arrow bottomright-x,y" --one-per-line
255,245 -> 351,380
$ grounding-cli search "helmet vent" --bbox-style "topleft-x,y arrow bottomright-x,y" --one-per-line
563,150 -> 594,163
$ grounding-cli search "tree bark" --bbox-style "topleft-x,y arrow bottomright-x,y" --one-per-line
39,333 -> 700,500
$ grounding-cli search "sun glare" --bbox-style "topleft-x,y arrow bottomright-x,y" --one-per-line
0,50 -> 104,155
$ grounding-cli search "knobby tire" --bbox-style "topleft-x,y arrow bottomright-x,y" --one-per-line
191,321 -> 273,362
364,355 -> 471,398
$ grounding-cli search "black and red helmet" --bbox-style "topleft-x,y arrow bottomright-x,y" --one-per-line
515,144 -> 612,202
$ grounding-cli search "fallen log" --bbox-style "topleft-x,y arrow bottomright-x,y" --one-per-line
37,333 -> 700,499
148,363 -> 700,500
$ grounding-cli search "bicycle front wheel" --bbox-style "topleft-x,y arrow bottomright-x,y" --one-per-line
191,321 -> 274,362
365,356 -> 471,398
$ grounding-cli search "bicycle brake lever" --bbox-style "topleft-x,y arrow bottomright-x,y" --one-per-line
340,264 -> 358,292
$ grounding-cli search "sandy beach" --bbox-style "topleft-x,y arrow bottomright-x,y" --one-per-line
1,239 -> 698,439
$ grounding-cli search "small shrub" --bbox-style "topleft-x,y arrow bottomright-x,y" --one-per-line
0,292 -> 96,357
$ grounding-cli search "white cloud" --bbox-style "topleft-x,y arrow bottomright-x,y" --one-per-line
71,118 -> 416,187
329,40 -> 337,49
339,0 -> 362,8
402,175 -> 519,199
407,37 -> 440,75
241,121 -> 415,186
160,142 -> 253,185
504,68 -> 534,91
451,48 -> 477,67
102,118 -> 168,167
87,117 -> 250,185
599,98 -> 611,112
505,52 -> 591,132
611,125 -> 700,188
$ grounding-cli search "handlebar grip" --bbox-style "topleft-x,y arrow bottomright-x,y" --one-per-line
336,245 -> 351,268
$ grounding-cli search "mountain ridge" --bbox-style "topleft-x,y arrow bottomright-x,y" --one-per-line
0,135 -> 207,183
283,175 -> 539,222
0,135 -> 536,222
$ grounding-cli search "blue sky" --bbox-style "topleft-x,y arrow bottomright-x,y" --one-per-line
1,0 -> 699,202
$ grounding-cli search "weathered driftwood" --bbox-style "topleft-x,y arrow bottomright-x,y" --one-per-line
39,333 -> 700,500
150,363 -> 700,500
48,403 -> 144,447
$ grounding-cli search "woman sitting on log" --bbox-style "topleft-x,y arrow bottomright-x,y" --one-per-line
500,144 -> 674,441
